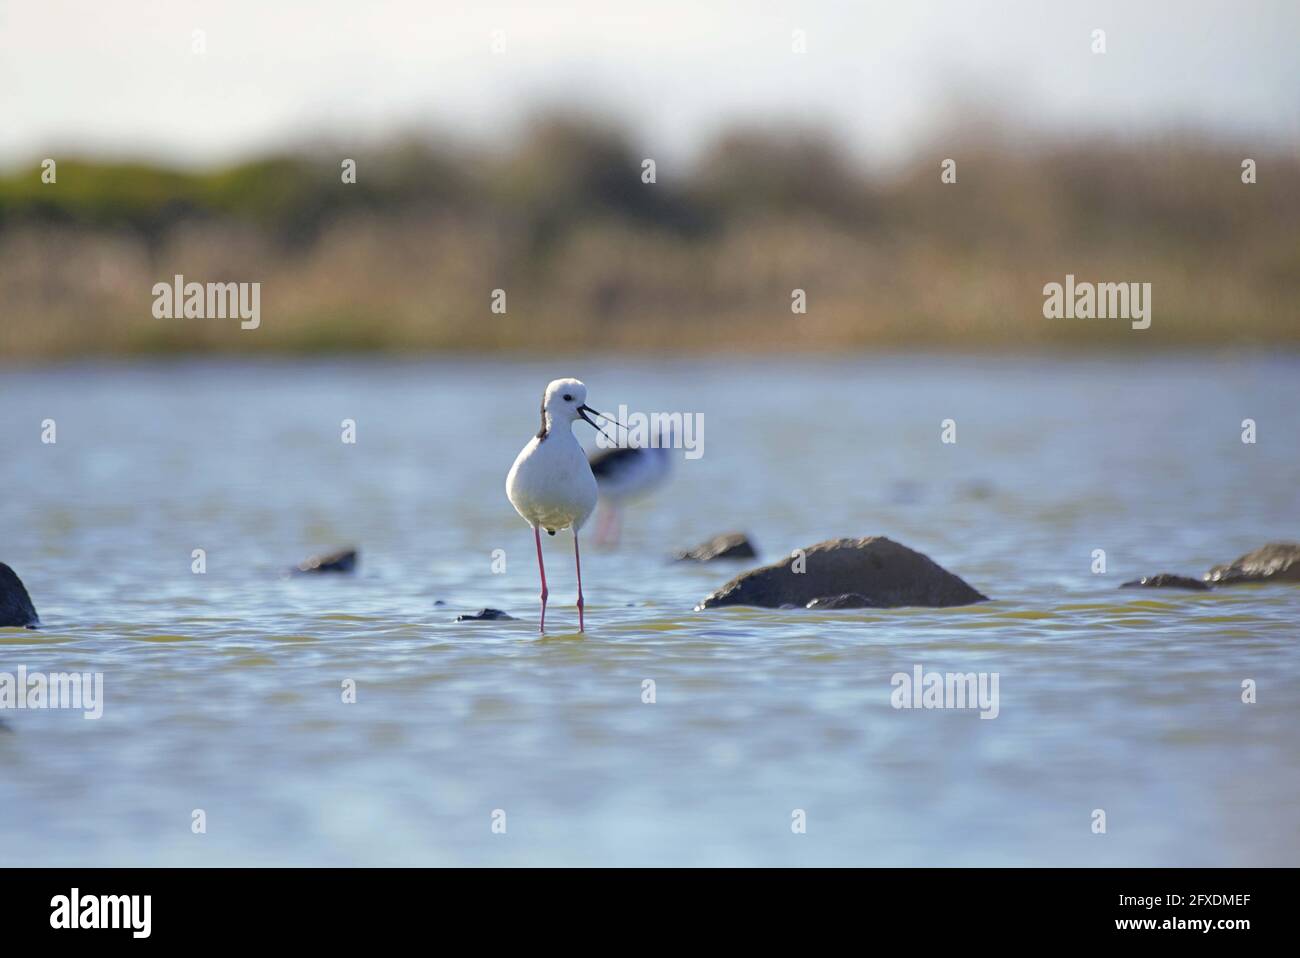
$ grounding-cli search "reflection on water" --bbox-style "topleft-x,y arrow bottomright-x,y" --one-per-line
0,355 -> 1297,865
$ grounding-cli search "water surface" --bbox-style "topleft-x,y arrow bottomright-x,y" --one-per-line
1,355 -> 1296,865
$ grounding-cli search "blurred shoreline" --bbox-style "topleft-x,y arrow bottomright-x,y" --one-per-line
3,117 -> 1296,360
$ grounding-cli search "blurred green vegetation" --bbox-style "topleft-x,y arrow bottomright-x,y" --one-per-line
1,116 -> 1296,358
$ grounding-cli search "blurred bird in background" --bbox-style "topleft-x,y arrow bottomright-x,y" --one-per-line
588,423 -> 675,547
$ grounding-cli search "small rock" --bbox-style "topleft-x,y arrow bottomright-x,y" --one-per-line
1205,542 -> 1300,586
697,536 -> 988,610
674,533 -> 758,562
805,593 -> 882,609
0,562 -> 39,628
295,547 -> 358,574
1120,574 -> 1211,591
456,608 -> 516,622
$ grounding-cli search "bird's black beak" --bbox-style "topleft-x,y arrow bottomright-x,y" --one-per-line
578,405 -> 621,444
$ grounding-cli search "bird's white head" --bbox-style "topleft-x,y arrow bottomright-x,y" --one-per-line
542,378 -> 588,425
537,378 -> 617,441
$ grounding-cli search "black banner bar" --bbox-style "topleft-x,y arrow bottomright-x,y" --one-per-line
0,868 -> 1287,944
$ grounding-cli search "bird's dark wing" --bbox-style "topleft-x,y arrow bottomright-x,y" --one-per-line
588,446 -> 642,479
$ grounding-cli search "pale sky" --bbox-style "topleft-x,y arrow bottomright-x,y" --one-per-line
1,0 -> 1296,169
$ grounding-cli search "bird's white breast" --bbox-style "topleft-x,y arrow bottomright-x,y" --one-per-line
506,430 -> 598,532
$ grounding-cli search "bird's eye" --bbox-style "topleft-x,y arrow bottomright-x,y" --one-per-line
563,394 -> 573,401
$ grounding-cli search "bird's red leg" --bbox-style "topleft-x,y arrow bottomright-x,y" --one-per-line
574,530 -> 585,632
534,525 -> 548,633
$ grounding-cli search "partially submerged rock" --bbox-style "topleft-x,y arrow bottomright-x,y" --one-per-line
1121,574 -> 1211,591
673,533 -> 758,562
696,537 -> 988,610
805,593 -> 881,609
456,608 -> 516,622
295,547 -> 358,574
1205,542 -> 1300,586
0,563 -> 39,628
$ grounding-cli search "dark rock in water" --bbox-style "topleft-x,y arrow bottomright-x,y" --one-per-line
456,608 -> 516,622
1121,574 -> 1211,591
674,533 -> 758,562
696,536 -> 988,610
1205,542 -> 1300,586
295,548 -> 358,574
0,563 -> 39,628
805,593 -> 882,609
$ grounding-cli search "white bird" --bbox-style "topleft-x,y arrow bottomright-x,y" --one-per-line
506,378 -> 617,632
588,428 -> 674,547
